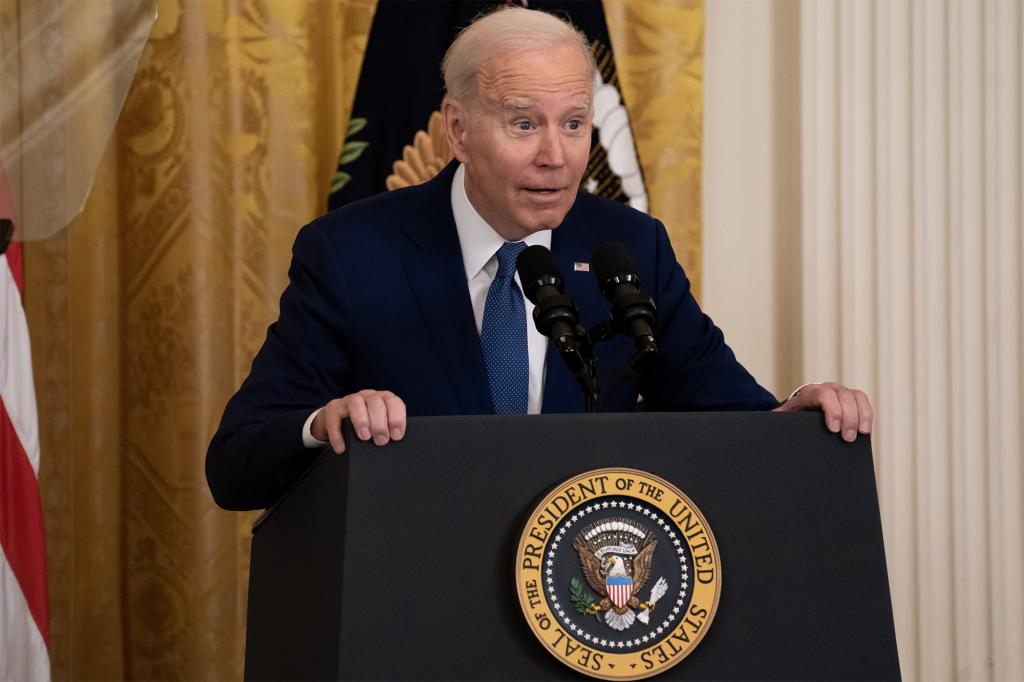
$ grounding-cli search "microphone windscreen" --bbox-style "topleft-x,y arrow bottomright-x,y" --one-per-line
515,244 -> 559,300
591,242 -> 636,284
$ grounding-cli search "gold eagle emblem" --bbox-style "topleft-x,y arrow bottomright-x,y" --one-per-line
573,517 -> 659,631
385,110 -> 452,190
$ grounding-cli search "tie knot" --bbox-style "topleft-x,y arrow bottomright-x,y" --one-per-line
495,241 -> 527,279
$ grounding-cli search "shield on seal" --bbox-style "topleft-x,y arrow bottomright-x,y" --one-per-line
606,575 -> 633,609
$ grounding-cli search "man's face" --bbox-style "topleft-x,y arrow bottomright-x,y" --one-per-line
447,43 -> 593,241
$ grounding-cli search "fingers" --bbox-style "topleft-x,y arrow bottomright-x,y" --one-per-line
803,383 -> 874,443
365,393 -> 391,445
321,390 -> 407,454
812,385 -> 844,435
384,393 -> 407,441
854,390 -> 874,434
321,398 -> 349,455
347,393 -> 372,441
834,387 -> 860,442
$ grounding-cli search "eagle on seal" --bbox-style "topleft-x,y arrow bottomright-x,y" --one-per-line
572,518 -> 658,631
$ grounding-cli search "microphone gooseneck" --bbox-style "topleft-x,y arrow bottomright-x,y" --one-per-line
515,244 -> 596,409
511,242 -> 658,412
591,242 -> 658,360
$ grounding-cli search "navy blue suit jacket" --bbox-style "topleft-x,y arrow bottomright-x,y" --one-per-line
206,163 -> 777,509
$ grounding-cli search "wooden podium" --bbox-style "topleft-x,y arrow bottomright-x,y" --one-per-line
244,412 -> 900,680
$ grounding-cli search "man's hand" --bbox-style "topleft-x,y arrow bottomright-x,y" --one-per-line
311,389 -> 407,454
774,382 -> 873,442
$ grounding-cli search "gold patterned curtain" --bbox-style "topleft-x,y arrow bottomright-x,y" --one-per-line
23,1 -> 702,678
606,0 -> 704,298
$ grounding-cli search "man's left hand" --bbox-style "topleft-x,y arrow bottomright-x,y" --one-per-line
774,382 -> 873,442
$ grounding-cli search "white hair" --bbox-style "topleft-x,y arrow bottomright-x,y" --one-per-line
441,6 -> 597,104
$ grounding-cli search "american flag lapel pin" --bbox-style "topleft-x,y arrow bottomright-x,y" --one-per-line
573,262 -> 590,272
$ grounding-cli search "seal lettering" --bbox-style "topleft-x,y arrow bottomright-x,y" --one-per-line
515,468 -> 722,680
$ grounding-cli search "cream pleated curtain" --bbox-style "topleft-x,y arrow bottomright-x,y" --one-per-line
709,1 -> 1023,680
801,1 -> 1023,679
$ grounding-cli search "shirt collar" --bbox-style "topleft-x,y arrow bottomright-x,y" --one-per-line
451,163 -> 552,280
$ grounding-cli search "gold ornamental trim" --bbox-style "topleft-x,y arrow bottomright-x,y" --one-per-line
385,110 -> 452,190
515,468 -> 721,680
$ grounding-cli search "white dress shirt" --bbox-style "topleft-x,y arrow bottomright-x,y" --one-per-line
451,163 -> 550,414
303,163 -> 550,446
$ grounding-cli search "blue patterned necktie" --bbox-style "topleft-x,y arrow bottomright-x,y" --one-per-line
480,241 -> 529,414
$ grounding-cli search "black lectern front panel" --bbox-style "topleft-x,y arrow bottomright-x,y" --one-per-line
245,412 -> 900,681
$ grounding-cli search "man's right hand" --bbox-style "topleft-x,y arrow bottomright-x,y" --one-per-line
311,389 -> 407,454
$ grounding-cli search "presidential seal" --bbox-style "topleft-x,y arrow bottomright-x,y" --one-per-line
515,468 -> 721,680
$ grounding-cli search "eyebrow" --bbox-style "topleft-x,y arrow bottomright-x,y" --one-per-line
501,101 -> 592,113
503,102 -> 534,113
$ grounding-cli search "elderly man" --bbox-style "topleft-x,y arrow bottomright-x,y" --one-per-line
206,7 -> 872,511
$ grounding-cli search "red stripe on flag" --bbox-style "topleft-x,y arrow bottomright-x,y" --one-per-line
0,397 -> 50,645
6,240 -> 25,297
609,583 -> 631,609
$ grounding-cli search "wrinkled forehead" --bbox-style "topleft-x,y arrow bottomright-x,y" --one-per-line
475,44 -> 594,107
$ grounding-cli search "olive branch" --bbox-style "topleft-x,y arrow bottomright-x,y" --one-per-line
330,117 -> 368,194
569,576 -> 596,615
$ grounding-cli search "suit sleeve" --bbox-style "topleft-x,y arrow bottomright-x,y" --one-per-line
205,223 -> 354,510
641,220 -> 781,412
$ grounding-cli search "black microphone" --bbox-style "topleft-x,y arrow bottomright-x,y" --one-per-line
515,245 -> 581,348
591,242 -> 657,356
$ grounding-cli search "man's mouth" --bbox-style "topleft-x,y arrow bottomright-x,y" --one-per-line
523,187 -> 565,196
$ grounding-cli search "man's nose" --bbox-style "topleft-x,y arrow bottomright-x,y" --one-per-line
534,126 -> 566,167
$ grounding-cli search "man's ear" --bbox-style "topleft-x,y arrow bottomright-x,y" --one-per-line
442,97 -> 469,163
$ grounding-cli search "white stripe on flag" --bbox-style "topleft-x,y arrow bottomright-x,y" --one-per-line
0,550 -> 51,681
610,583 -> 631,609
0,254 -> 40,474
1,162 -> 49,679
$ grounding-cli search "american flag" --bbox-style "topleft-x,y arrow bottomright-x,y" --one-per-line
0,161 -> 50,680
606,575 -> 633,610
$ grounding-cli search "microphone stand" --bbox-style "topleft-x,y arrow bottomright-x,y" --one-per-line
518,248 -> 656,413
552,324 -> 600,413
575,320 -> 658,413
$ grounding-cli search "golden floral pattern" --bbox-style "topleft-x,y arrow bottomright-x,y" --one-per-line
23,0 -> 702,679
605,0 -> 704,299
25,0 -> 376,678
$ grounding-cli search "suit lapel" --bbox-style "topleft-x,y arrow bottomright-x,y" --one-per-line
401,165 -> 493,415
542,212 -> 590,413
400,168 -> 604,415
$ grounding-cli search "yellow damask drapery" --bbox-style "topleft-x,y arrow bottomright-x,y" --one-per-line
23,1 -> 703,678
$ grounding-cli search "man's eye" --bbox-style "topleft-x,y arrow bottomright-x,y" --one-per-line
567,120 -> 583,131
517,121 -> 532,131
